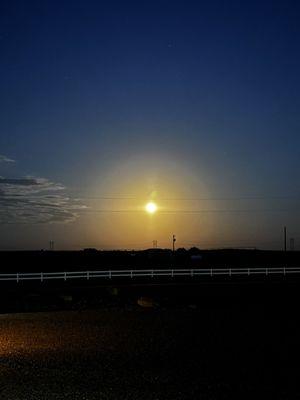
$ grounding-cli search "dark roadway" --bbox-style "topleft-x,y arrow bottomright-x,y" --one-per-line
0,294 -> 300,399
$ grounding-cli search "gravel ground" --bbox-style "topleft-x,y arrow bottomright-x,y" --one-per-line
0,304 -> 299,399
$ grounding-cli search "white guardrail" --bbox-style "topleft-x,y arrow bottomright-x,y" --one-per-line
0,267 -> 299,282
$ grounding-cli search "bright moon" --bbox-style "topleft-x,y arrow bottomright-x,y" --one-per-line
145,202 -> 157,214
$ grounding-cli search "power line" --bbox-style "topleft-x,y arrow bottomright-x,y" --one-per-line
79,208 -> 295,214
158,196 -> 300,201
69,194 -> 300,201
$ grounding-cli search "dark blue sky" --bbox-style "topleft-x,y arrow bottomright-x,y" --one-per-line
0,1 -> 299,249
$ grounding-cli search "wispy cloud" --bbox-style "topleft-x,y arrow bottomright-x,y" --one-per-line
0,178 -> 39,186
0,176 -> 86,224
0,155 -> 15,163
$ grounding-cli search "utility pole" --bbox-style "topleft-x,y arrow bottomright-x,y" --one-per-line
284,226 -> 287,252
172,234 -> 176,253
49,240 -> 54,251
290,238 -> 295,251
152,240 -> 157,249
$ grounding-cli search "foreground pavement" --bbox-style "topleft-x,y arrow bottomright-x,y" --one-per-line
0,304 -> 299,399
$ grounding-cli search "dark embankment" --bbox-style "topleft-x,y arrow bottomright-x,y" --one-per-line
0,248 -> 299,273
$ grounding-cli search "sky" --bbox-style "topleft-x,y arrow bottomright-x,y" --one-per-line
0,0 -> 300,250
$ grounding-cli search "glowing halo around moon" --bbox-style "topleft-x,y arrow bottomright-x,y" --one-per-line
145,202 -> 157,214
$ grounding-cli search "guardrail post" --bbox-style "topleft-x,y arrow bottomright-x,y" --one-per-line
17,273 -> 19,283
171,269 -> 174,278
248,268 -> 250,276
130,270 -> 133,278
284,267 -> 286,275
87,271 -> 89,280
229,268 -> 231,277
41,272 -> 43,282
151,270 -> 154,278
266,268 -> 268,276
191,269 -> 194,277
210,268 -> 213,277
109,270 -> 112,279
64,272 -> 66,281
